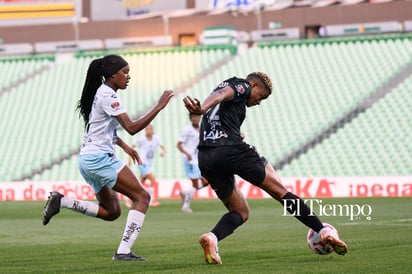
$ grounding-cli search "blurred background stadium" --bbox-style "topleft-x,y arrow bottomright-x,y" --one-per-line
0,0 -> 411,191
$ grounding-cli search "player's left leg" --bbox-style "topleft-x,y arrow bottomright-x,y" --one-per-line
181,163 -> 205,212
259,163 -> 348,255
180,181 -> 195,213
111,165 -> 150,261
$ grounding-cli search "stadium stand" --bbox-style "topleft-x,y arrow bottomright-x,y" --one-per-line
0,46 -> 234,181
1,34 -> 411,182
281,73 -> 412,176
245,35 -> 412,165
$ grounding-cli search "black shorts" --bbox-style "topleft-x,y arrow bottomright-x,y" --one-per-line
198,143 -> 268,199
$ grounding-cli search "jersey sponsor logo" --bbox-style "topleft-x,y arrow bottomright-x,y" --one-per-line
203,129 -> 228,141
111,94 -> 118,98
236,84 -> 245,94
111,101 -> 120,109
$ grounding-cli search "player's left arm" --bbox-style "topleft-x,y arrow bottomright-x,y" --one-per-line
159,144 -> 166,157
116,136 -> 142,165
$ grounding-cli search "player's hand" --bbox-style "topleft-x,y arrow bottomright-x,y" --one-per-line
157,90 -> 174,110
186,153 -> 192,161
183,96 -> 202,115
126,147 -> 142,165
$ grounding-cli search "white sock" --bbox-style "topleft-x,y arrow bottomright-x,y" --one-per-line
183,187 -> 196,208
148,186 -> 154,203
117,210 -> 145,254
196,180 -> 204,189
60,197 -> 98,217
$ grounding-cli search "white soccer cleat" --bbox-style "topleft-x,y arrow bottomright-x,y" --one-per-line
319,227 -> 348,255
199,232 -> 222,264
181,207 -> 193,213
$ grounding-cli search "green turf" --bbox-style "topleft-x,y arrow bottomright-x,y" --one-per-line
1,197 -> 411,273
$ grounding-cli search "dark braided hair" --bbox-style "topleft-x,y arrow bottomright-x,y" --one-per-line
76,54 -> 128,128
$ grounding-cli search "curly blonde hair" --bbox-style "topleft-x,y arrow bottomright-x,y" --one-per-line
247,72 -> 273,94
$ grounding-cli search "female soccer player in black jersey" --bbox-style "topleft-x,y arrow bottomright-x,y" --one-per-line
183,72 -> 348,264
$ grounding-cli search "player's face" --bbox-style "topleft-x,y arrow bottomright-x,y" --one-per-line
191,115 -> 201,128
145,125 -> 154,137
247,84 -> 270,107
112,65 -> 130,90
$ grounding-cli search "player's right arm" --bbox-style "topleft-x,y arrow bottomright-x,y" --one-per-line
177,141 -> 192,161
183,86 -> 234,115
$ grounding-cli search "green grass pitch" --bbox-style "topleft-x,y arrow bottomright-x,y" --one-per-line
1,197 -> 411,273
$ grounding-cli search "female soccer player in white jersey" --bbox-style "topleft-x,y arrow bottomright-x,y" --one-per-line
177,113 -> 209,213
135,124 -> 165,207
42,54 -> 173,261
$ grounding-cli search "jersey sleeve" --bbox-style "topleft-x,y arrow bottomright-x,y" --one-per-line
178,126 -> 189,143
155,135 -> 163,146
229,78 -> 251,102
214,77 -> 251,102
102,92 -> 127,117
136,136 -> 144,148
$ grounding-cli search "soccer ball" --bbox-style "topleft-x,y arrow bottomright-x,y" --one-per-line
307,223 -> 338,255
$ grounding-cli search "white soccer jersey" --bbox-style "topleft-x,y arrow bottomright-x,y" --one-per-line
136,134 -> 162,165
178,124 -> 200,165
80,84 -> 126,155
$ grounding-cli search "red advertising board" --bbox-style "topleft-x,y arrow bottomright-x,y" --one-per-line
0,176 -> 411,201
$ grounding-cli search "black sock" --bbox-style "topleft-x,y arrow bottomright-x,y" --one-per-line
281,192 -> 324,233
211,211 -> 244,241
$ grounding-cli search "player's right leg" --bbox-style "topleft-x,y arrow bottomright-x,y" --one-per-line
43,154 -> 121,225
42,191 -> 64,225
199,186 -> 249,264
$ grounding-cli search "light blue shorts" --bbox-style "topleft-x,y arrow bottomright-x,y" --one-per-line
79,153 -> 125,193
138,163 -> 153,178
184,162 -> 202,179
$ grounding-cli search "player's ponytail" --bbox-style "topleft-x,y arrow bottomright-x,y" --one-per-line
76,58 -> 104,128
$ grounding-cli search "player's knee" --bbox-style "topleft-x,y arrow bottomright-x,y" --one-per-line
142,190 -> 151,206
238,209 -> 249,223
242,213 -> 249,223
106,208 -> 121,221
130,189 -> 150,207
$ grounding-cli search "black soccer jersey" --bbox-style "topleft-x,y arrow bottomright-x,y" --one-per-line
199,77 -> 251,147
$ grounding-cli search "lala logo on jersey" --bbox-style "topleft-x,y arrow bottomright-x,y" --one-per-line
236,84 -> 245,94
111,101 -> 120,109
